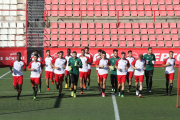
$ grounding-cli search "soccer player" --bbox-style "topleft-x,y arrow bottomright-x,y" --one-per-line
85,47 -> 93,90
115,52 -> 130,97
30,50 -> 43,93
68,51 -> 82,98
51,51 -> 67,98
43,50 -> 54,91
109,49 -> 120,94
95,49 -> 102,91
162,51 -> 176,96
143,47 -> 156,92
64,49 -> 72,90
28,54 -> 43,100
10,52 -> 26,100
126,50 -> 135,92
131,54 -> 146,98
96,51 -> 110,97
79,49 -> 90,94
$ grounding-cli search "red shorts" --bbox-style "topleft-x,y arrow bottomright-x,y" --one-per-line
65,70 -> 70,75
88,69 -> 91,76
31,78 -> 40,85
135,75 -> 144,82
55,74 -> 64,82
99,74 -> 108,81
166,73 -> 174,80
13,76 -> 23,86
117,75 -> 126,84
96,70 -> 99,77
45,71 -> 53,80
127,72 -> 133,79
79,72 -> 88,80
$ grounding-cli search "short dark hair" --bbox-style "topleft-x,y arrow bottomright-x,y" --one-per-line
102,50 -> 106,55
46,50 -> 50,53
121,51 -> 126,55
67,49 -> 71,51
113,49 -> 118,52
34,54 -> 38,58
57,52 -> 60,54
73,51 -> 77,54
34,50 -> 38,53
17,52 -> 21,56
81,49 -> 85,52
85,47 -> 89,50
59,51 -> 63,54
139,54 -> 143,59
148,47 -> 152,50
98,49 -> 102,52
128,50 -> 132,53
169,51 -> 174,53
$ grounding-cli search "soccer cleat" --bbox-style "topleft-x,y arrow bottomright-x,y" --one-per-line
33,97 -> 36,100
71,91 -> 74,97
80,91 -> 83,94
87,86 -> 90,90
83,84 -> 86,89
74,93 -> 76,98
98,86 -> 101,91
69,87 -> 71,90
121,94 -> 124,98
136,90 -> 139,96
47,88 -> 50,91
114,93 -> 118,96
52,81 -> 54,84
118,92 -> 121,96
102,92 -> 105,97
149,90 -> 152,93
139,94 -> 142,98
65,83 -> 68,88
169,93 -> 171,96
39,89 -> 41,93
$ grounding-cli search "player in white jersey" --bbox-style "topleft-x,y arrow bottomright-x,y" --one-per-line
131,54 -> 146,98
115,52 -> 130,97
28,54 -> 43,100
85,47 -> 93,90
79,49 -> 90,94
95,49 -> 102,91
43,50 -> 54,91
30,50 -> 43,93
64,49 -> 72,90
10,52 -> 26,100
96,51 -> 110,97
126,50 -> 135,92
162,51 -> 176,96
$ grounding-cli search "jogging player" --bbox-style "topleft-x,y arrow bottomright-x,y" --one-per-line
95,49 -> 102,90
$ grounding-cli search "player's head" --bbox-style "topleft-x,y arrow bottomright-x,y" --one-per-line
113,49 -> 118,57
17,52 -> 21,60
128,50 -> 132,57
85,47 -> 89,54
59,51 -> 63,58
148,47 -> 152,54
34,50 -> 38,55
57,52 -> 60,57
139,54 -> 143,60
67,49 -> 71,55
101,50 -> 106,59
169,51 -> 174,59
72,51 -> 77,58
46,50 -> 50,56
98,49 -> 102,56
34,54 -> 38,62
121,51 -> 126,59
81,49 -> 85,56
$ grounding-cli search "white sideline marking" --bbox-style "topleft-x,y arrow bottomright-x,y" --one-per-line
112,93 -> 120,120
0,71 -> 11,79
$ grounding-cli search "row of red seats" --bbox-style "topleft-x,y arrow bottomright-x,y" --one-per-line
43,40 -> 180,47
45,0 -> 179,5
43,34 -> 179,41
45,5 -> 180,16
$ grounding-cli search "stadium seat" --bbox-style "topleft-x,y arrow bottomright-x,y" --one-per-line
81,23 -> 87,29
159,5 -> 166,16
8,41 -> 15,47
52,0 -> 58,4
116,5 -> 123,16
148,29 -> 155,34
102,5 -> 108,16
125,23 -> 131,28
97,41 -> 103,47
66,41 -> 73,47
137,5 -> 144,16
123,5 -> 130,16
95,5 -> 101,16
145,5 -> 152,16
132,23 -> 139,29
163,29 -> 170,34
59,23 -> 65,28
116,0 -> 122,4
162,23 -> 169,28
158,41 -> 164,47
171,29 -> 177,34
119,35 -> 125,40
51,29 -> 58,34
167,5 -> 174,16
104,40 -> 111,47
89,41 -> 96,47
141,35 -> 148,41
118,29 -> 125,34
157,35 -> 164,41
134,35 -> 140,41
59,5 -> 65,16
123,0 -> 129,4
16,41 -> 25,47
174,5 -> 180,16
59,29 -> 65,34
73,5 -> 80,16
142,41 -> 149,47
150,41 -> 157,47
51,41 -> 58,47
127,41 -> 133,47
59,35 -> 65,40
74,35 -> 80,41
73,0 -> 79,4
126,35 -> 133,41
119,41 -> 126,47
165,41 -> 172,47
111,29 -> 117,34
66,29 -> 73,34
81,41 -> 88,47
51,23 -> 58,28
149,35 -> 156,41
172,35 -> 179,41
164,35 -> 171,41
80,6 -> 87,16
81,29 -> 88,34
66,5 -> 72,16
111,35 -> 118,41
96,29 -> 102,34
89,29 -> 95,34
135,41 -> 141,47
74,41 -> 80,47
89,35 -> 95,41
110,23 -> 117,29
130,5 -> 137,16
59,0 -> 65,4
81,35 -> 88,41
112,41 -> 119,47
104,35 -> 110,40
96,35 -> 103,41
156,29 -> 162,34
66,35 -> 73,41
173,41 -> 180,47
103,23 -> 109,29
87,6 -> 94,16
173,0 -> 179,4
88,23 -> 95,29
59,41 -> 65,47
80,0 -> 86,4
67,0 -> 72,4
119,23 -> 125,28
74,23 -> 80,29
43,41 -> 50,47
96,23 -> 102,28
170,23 -> 176,28
44,35 -> 50,40
144,0 -> 150,4
51,35 -> 57,40
152,5 -> 159,16
51,5 -> 58,16
109,5 -> 116,16
95,0 -> 100,4
141,29 -> 147,34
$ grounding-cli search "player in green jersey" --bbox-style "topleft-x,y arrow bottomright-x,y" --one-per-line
68,51 -> 82,98
109,49 -> 120,94
143,47 -> 156,93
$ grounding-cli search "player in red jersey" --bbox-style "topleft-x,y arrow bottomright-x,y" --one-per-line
51,51 -> 67,98
43,50 -> 54,91
131,54 -> 146,98
10,52 -> 26,100
30,50 -> 43,93
162,51 -> 176,96
28,54 -> 43,100
64,49 -> 72,90
95,49 -> 102,91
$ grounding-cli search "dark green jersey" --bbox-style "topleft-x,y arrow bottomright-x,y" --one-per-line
143,54 -> 156,70
68,57 -> 82,75
109,56 -> 120,75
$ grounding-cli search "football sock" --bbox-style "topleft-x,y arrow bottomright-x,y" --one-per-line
149,77 -> 153,90
118,89 -> 120,92
47,86 -> 49,88
166,82 -> 169,93
136,87 -> 138,90
146,78 -> 149,89
34,87 -> 38,97
32,87 -> 35,91
170,83 -> 173,94
98,83 -> 100,87
139,90 -> 142,94
88,82 -> 90,86
18,93 -> 20,98
122,91 -> 124,95
56,85 -> 59,89
81,88 -> 83,92
74,90 -> 76,93
115,88 -> 117,93
72,88 -> 74,92
102,89 -> 105,93
127,79 -> 129,84
128,85 -> 131,90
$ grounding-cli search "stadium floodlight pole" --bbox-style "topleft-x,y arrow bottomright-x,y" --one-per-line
176,57 -> 180,108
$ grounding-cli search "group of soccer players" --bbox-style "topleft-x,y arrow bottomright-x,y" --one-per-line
10,47 -> 176,100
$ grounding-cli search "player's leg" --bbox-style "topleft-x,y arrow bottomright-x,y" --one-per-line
127,72 -> 132,92
73,75 -> 79,97
70,74 -> 75,96
102,77 -> 107,97
79,73 -> 83,94
169,73 -> 174,96
114,75 -> 118,95
126,72 -> 129,84
121,76 -> 126,97
64,70 -> 68,88
68,73 -> 71,90
46,78 -> 49,91
97,70 -> 101,90
111,74 -> 115,91
139,82 -> 143,98
145,70 -> 149,92
58,75 -> 64,97
34,83 -> 38,100
117,75 -> 121,96
148,70 -> 154,92
17,84 -> 22,100
135,76 -> 139,96
50,72 -> 54,84
38,76 -> 42,93
87,69 -> 91,90
165,74 -> 169,95
45,71 -> 49,91
55,74 -> 59,90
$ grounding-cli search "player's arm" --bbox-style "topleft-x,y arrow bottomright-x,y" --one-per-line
10,62 -> 13,73
22,61 -> 26,71
27,62 -> 34,71
64,59 -> 67,69
90,54 -> 93,65
126,60 -> 130,69
78,59 -> 82,68
50,62 -> 58,69
114,60 -> 120,71
162,59 -> 170,67
40,62 -> 44,74
131,60 -> 137,69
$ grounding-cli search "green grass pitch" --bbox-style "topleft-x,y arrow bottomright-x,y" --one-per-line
0,67 -> 180,120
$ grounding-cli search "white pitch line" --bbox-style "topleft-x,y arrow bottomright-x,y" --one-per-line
0,71 -> 11,79
112,93 -> 120,120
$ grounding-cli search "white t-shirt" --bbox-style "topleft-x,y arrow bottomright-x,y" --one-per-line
64,55 -> 72,71
115,59 -> 130,75
30,56 -> 43,62
95,55 -> 101,70
51,58 -> 67,74
85,53 -> 93,69
79,55 -> 90,72
10,60 -> 26,76
96,58 -> 110,75
131,59 -> 146,76
126,56 -> 135,72
28,61 -> 42,78
163,58 -> 175,74
43,56 -> 54,72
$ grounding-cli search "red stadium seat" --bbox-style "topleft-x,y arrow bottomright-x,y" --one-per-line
164,35 -> 171,41
95,0 -> 101,5
96,23 -> 102,28
119,35 -> 125,40
74,35 -> 80,41
51,41 -> 58,47
116,0 -> 122,4
89,29 -> 95,34
123,5 -> 130,16
155,23 -> 161,28
133,29 -> 139,34
130,5 -> 137,16
171,29 -> 177,34
102,5 -> 108,16
51,23 -> 58,28
109,6 -> 116,16
59,35 -> 65,40
141,29 -> 147,34
167,5 -> 174,16
173,0 -> 179,4
123,0 -> 129,4
59,41 -> 65,47
111,29 -> 117,34
110,23 -> 117,29
144,0 -> 150,4
51,29 -> 58,34
103,29 -> 110,34
59,29 -> 65,34
145,5 -> 152,16
95,5 -> 101,16
73,0 -> 79,4
126,29 -> 132,34
88,23 -> 95,28
130,0 -> 136,4
163,29 -> 170,34
140,23 -> 146,28
44,35 -> 50,40
166,0 -> 172,4
45,0 -> 51,4
156,29 -> 162,34
137,0 -> 143,4
74,23 -> 80,28
97,41 -> 104,47
59,23 -> 65,28
118,29 -> 125,34
89,35 -> 95,41
150,41 -> 157,47
66,0 -> 72,4
132,23 -> 139,28
119,23 -> 125,28
147,23 -> 154,29
158,41 -> 164,47
126,35 -> 133,41
59,0 -> 65,4
134,35 -> 140,41
159,5 -> 166,16
66,23 -> 73,29
151,0 -> 157,4
170,23 -> 176,28
51,5 -> 58,16
81,35 -> 88,41
137,5 -> 144,16
104,35 -> 110,40
74,41 -> 81,47
157,35 -> 164,41
172,35 -> 179,41
74,29 -> 80,34
73,5 -> 80,16
81,41 -> 88,47
43,41 -> 50,47
87,6 -> 94,16
149,35 -> 156,41
89,41 -> 96,47
127,41 -> 133,47
162,23 -> 169,28
66,5 -> 72,16
111,35 -> 118,41
66,35 -> 73,40
159,0 -> 165,4
125,23 -> 131,28
102,0 -> 107,4
103,23 -> 109,29
44,28 -> 50,34
112,41 -> 119,47
119,41 -> 126,47
80,6 -> 87,16
135,41 -> 141,47
152,5 -> 159,16
104,41 -> 111,47
165,41 -> 172,47
96,29 -> 103,34
96,35 -> 103,41
51,35 -> 58,40
109,0 -> 115,4
142,41 -> 149,47
59,5 -> 65,16
148,29 -> 155,34
80,0 -> 86,4
116,5 -> 123,16
173,41 -> 180,47
66,41 -> 73,47
81,29 -> 88,34
45,5 -> 51,16
141,35 -> 148,41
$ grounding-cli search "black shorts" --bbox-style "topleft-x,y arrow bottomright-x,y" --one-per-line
70,73 -> 79,85
111,74 -> 117,82
145,70 -> 154,78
